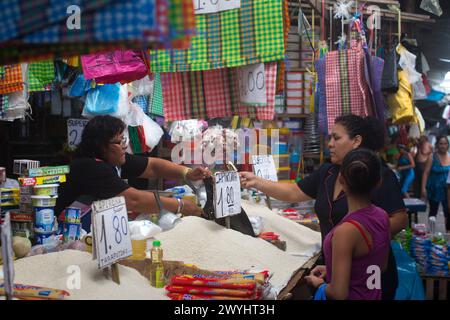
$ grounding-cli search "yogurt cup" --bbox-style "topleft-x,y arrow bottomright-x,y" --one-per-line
33,184 -> 59,196
34,206 -> 55,232
63,222 -> 82,242
31,195 -> 58,207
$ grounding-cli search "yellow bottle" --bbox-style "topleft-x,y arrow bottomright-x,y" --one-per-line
150,240 -> 165,288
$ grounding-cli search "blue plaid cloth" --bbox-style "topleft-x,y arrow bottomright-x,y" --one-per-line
0,0 -> 115,42
132,95 -> 149,114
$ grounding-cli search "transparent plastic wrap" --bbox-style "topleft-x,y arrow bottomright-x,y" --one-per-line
420,0 -> 443,17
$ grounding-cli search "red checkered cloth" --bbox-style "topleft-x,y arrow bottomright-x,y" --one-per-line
204,68 -> 232,119
325,46 -> 372,132
0,64 -> 23,94
230,62 -> 276,120
161,72 -> 187,121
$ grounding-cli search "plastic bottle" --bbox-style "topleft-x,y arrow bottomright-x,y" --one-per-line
150,240 -> 165,288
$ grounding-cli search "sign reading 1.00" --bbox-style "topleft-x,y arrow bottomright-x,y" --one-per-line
193,0 -> 241,15
92,196 -> 132,269
214,171 -> 242,219
239,63 -> 267,106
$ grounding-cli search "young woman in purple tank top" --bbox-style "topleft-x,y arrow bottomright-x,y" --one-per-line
305,149 -> 391,300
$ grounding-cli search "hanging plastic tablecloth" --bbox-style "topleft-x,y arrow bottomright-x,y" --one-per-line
149,0 -> 285,72
28,60 -> 55,92
0,0 -> 196,64
0,64 -> 24,94
160,62 -> 277,121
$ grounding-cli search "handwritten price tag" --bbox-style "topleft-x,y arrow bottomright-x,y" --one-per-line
193,0 -> 241,14
67,118 -> 88,150
238,63 -> 267,106
252,155 -> 278,182
214,171 -> 242,219
92,197 -> 132,269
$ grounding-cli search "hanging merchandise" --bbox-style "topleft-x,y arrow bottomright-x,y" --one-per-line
0,64 -> 24,94
68,74 -> 93,98
132,96 -> 150,114
82,83 -> 130,117
0,0 -> 196,65
365,51 -> 387,121
129,75 -> 154,98
387,70 -> 415,125
149,73 -> 164,116
27,60 -> 55,92
420,0 -> 443,17
81,50 -> 148,85
324,40 -> 373,132
315,57 -> 327,135
415,107 -> 425,133
169,120 -> 207,143
161,62 -> 277,121
276,0 -> 291,93
150,0 -> 285,72
381,48 -> 399,93
1,63 -> 31,121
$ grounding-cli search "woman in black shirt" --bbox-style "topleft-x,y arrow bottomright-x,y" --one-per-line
240,115 -> 408,300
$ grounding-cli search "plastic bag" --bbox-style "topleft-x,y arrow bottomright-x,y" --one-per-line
83,83 -> 120,116
129,75 -> 154,98
81,50 -> 148,84
420,0 -> 442,17
142,111 -> 164,150
129,220 -> 162,240
68,73 -> 92,97
111,84 -> 129,119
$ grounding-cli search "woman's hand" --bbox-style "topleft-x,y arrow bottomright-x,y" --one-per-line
310,265 -> 327,279
305,274 -> 325,288
239,172 -> 262,190
185,167 -> 211,181
180,200 -> 203,217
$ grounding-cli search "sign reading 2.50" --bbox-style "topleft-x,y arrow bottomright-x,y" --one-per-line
92,197 -> 132,269
214,171 -> 241,218
193,0 -> 241,15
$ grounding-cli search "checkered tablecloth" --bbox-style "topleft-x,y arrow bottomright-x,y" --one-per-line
160,62 -> 277,121
325,46 -> 371,132
0,64 -> 24,94
0,0 -> 195,65
28,60 -> 55,92
150,0 -> 285,72
149,73 -> 164,116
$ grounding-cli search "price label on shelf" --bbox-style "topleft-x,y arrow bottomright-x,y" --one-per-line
92,197 -> 132,269
214,171 -> 241,219
67,118 -> 88,150
193,0 -> 241,15
252,155 -> 278,182
238,63 -> 267,106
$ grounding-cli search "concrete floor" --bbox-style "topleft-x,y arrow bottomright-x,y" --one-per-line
416,205 -> 448,234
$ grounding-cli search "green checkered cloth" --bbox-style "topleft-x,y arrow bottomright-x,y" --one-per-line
150,73 -> 164,116
149,0 -> 285,72
28,60 -> 55,92
0,66 -> 5,79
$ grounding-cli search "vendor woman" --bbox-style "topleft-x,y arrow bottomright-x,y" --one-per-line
240,115 -> 407,300
55,115 -> 210,222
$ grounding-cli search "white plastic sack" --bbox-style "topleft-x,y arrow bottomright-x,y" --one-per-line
409,123 -> 420,140
129,220 -> 162,240
112,84 -> 129,119
415,107 -> 425,133
129,75 -> 154,98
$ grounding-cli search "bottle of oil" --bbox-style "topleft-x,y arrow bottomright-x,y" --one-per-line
149,240 -> 165,288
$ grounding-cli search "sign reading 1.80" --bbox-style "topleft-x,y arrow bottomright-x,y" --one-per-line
92,197 -> 132,269
214,171 -> 242,219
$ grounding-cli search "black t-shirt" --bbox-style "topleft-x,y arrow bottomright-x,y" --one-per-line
298,163 -> 406,239
297,162 -> 405,299
55,153 -> 148,215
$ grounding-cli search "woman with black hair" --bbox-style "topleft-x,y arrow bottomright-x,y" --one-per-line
305,149 -> 390,300
240,115 -> 407,300
422,135 -> 450,232
55,115 -> 210,222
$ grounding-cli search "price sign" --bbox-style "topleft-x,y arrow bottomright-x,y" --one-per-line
92,197 -> 132,269
1,212 -> 14,300
67,118 -> 88,150
193,0 -> 241,14
252,155 -> 278,182
238,63 -> 267,106
214,171 -> 242,219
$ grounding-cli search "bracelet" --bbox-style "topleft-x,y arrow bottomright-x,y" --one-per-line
176,198 -> 184,214
182,167 -> 192,180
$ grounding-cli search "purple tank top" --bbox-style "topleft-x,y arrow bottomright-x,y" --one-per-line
323,204 -> 390,300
